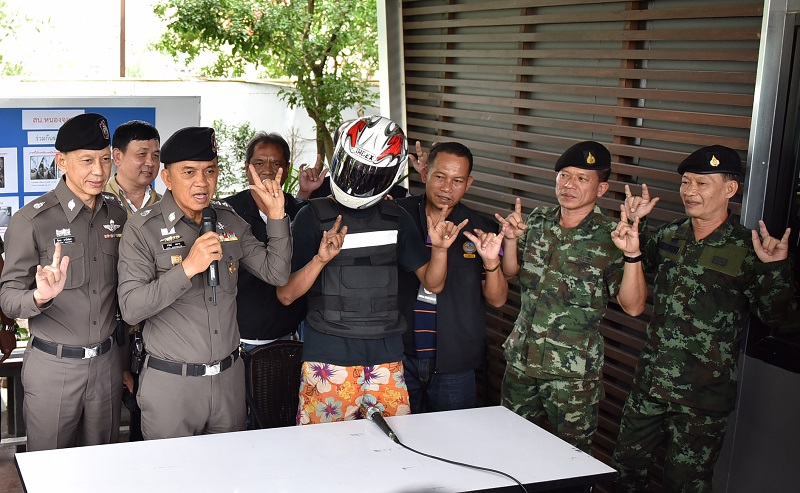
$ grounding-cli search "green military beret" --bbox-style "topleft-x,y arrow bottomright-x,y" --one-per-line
554,141 -> 611,172
161,126 -> 217,167
55,113 -> 110,152
677,145 -> 742,176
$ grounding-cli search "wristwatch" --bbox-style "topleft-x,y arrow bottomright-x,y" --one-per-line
624,254 -> 644,263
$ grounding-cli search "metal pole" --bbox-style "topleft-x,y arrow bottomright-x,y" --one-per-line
120,0 -> 126,77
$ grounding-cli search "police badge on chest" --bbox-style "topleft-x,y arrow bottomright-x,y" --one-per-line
417,284 -> 437,305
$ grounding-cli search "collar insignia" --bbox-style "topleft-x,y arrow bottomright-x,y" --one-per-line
68,199 -> 76,211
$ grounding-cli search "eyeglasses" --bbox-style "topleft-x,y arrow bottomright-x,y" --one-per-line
250,158 -> 287,170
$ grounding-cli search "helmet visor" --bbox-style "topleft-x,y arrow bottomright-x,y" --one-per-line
331,146 -> 401,198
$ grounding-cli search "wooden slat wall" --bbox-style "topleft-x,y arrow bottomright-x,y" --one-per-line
400,0 -> 761,489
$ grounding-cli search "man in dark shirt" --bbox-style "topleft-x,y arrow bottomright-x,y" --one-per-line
397,141 -> 507,413
224,132 -> 323,349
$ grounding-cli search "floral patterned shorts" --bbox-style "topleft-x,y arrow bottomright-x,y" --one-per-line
297,360 -> 411,425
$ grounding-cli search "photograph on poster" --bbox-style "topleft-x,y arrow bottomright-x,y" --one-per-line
23,147 -> 60,191
0,207 -> 11,227
0,148 -> 19,193
0,199 -> 19,241
30,154 -> 59,181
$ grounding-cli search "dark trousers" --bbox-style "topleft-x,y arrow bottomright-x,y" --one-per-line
404,355 -> 476,413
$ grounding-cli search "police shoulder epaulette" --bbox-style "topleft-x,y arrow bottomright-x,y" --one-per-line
21,193 -> 58,219
102,192 -> 125,210
211,199 -> 233,211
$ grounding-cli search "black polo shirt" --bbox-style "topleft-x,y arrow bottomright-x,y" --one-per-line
396,194 -> 499,373
224,190 -> 307,340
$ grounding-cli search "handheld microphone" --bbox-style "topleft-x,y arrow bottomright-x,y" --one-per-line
360,404 -> 399,443
200,206 -> 219,305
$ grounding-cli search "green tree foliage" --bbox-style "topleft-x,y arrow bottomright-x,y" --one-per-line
213,119 -> 303,197
0,0 -> 24,76
154,0 -> 378,164
213,119 -> 254,197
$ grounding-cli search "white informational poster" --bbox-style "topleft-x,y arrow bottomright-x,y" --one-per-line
0,97 -> 201,209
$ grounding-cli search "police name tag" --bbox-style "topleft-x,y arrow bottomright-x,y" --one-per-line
162,241 -> 186,250
417,284 -> 437,305
54,236 -> 75,244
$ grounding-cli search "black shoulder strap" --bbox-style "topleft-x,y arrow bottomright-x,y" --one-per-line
378,199 -> 402,220
308,198 -> 341,228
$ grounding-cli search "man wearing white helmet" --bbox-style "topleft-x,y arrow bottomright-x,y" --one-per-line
277,116 -> 465,424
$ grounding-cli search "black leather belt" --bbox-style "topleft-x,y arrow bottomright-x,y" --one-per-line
32,335 -> 115,359
146,350 -> 239,377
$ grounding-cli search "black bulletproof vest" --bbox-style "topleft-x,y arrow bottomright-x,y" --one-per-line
306,198 -> 404,339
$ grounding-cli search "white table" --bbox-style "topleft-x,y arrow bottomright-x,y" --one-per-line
16,406 -> 615,492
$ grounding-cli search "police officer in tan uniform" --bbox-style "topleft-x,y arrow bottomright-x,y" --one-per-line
117,126 -> 291,439
0,113 -> 129,451
104,119 -> 163,442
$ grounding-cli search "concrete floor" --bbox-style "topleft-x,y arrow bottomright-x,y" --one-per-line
0,446 -> 22,493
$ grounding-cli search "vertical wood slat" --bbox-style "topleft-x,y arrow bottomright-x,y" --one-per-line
400,1 -> 761,489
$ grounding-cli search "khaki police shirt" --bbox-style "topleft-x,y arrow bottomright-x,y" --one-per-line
0,177 -> 127,346
117,191 -> 292,364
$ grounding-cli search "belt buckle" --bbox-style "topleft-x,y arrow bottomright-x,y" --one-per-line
203,361 -> 221,376
83,346 -> 99,359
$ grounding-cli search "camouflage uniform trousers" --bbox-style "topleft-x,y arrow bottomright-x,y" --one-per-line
612,384 -> 729,493
501,364 -> 602,453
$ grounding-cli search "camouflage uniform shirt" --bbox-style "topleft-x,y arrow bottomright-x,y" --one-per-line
503,205 -> 624,381
637,215 -> 795,412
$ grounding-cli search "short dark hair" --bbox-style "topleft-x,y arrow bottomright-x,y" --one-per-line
245,132 -> 290,164
596,167 -> 611,183
722,173 -> 739,183
428,142 -> 474,174
111,120 -> 160,151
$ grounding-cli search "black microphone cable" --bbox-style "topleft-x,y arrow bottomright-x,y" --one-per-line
394,439 -> 530,493
362,405 -> 529,493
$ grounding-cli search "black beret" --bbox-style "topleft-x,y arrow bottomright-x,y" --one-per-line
677,145 -> 742,176
554,141 -> 611,172
55,113 -> 110,152
161,127 -> 217,166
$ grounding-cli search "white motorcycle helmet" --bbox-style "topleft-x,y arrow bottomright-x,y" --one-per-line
329,116 -> 408,209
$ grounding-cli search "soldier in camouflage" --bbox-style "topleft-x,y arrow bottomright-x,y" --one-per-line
498,141 -> 648,452
612,145 -> 795,492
